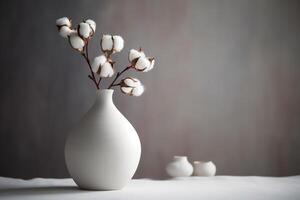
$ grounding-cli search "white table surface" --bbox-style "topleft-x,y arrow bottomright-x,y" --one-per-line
0,176 -> 300,200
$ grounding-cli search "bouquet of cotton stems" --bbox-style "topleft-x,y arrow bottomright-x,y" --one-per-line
56,17 -> 155,96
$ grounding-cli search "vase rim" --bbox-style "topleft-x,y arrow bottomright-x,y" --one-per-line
173,156 -> 188,161
96,89 -> 114,94
193,161 -> 213,164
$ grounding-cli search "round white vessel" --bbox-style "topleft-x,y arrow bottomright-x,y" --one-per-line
65,89 -> 141,190
166,156 -> 193,177
193,161 -> 216,176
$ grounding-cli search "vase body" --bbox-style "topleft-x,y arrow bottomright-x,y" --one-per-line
65,89 -> 141,190
193,161 -> 216,176
166,156 -> 193,177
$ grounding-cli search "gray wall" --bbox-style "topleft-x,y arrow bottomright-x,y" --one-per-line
0,0 -> 299,179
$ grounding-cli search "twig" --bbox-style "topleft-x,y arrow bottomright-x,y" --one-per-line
110,83 -> 121,87
81,42 -> 100,90
81,53 -> 99,89
97,77 -> 102,86
108,66 -> 131,89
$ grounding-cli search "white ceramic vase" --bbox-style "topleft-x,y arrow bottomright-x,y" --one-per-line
65,89 -> 141,190
166,156 -> 193,177
193,161 -> 216,176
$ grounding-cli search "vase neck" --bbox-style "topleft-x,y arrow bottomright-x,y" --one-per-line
94,89 -> 114,106
173,156 -> 188,162
193,161 -> 212,165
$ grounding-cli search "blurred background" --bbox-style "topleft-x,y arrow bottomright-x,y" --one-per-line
0,0 -> 299,179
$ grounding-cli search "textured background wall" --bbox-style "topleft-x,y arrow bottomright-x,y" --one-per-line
0,0 -> 299,179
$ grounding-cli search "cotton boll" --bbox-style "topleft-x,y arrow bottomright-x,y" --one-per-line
144,58 -> 155,72
139,51 -> 145,58
59,26 -> 73,38
78,22 -> 92,39
121,77 -> 144,96
135,56 -> 150,71
129,49 -> 141,62
132,85 -> 144,96
124,78 -> 135,87
85,19 -> 96,32
129,49 -> 145,62
99,62 -> 114,77
91,55 -> 107,73
91,62 -> 100,74
101,35 -> 113,51
97,55 -> 107,66
149,58 -> 155,71
69,32 -> 85,51
124,78 -> 140,87
56,17 -> 71,27
123,77 -> 141,86
113,35 -> 124,52
121,87 -> 133,94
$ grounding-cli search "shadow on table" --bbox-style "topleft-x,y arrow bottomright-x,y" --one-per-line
0,186 -> 93,197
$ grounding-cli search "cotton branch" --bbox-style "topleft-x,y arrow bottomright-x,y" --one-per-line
108,66 -> 132,89
81,43 -> 100,90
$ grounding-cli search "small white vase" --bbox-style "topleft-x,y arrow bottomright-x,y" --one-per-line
166,156 -> 193,177
65,89 -> 141,190
193,161 -> 216,176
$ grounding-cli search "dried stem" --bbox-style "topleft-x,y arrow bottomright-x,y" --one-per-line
97,77 -> 102,86
108,66 -> 132,89
80,42 -> 132,90
110,83 -> 121,87
81,42 -> 100,90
